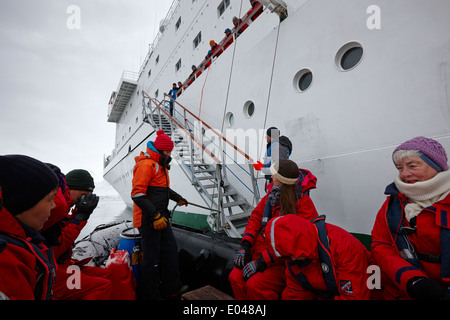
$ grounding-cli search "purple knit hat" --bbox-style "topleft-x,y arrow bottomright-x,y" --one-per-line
393,136 -> 448,172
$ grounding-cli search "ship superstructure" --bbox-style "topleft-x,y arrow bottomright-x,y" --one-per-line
104,0 -> 450,239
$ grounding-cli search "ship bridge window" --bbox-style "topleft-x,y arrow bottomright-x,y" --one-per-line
293,69 -> 313,92
335,42 -> 364,71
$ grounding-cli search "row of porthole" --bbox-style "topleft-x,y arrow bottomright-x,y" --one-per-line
224,42 -> 364,127
294,41 -> 364,93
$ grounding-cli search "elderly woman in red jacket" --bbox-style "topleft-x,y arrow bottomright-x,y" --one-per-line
371,136 -> 450,299
0,155 -> 59,300
229,160 -> 319,299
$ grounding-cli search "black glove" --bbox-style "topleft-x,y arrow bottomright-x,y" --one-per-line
74,192 -> 99,221
234,240 -> 252,269
407,277 -> 444,300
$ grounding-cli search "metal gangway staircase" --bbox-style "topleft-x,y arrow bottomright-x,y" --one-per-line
141,91 -> 261,238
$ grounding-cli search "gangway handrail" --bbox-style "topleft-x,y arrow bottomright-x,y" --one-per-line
142,91 -> 222,164
178,2 -> 265,93
164,93 -> 256,165
143,90 -> 261,236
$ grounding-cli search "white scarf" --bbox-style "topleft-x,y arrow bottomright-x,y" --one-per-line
394,170 -> 450,221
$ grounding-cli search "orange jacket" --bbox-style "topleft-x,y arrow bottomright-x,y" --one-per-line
131,144 -> 182,228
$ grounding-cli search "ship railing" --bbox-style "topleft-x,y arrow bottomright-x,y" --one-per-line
142,90 -> 261,235
163,93 -> 261,198
149,90 -> 261,202
142,93 -> 222,210
145,0 -> 180,62
177,2 -> 265,95
142,91 -> 223,205
143,91 -> 227,229
142,96 -> 166,129
120,70 -> 139,82
142,92 -> 220,162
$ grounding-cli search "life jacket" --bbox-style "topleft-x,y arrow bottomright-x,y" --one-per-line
0,232 -> 55,300
385,183 -> 450,281
286,215 -> 340,299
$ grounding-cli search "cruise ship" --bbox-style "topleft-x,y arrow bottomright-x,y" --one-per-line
103,0 -> 450,243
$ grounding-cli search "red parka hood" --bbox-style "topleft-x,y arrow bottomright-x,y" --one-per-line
297,168 -> 317,193
266,214 -> 318,260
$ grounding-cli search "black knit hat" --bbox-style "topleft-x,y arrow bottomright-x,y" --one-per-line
0,155 -> 59,216
266,127 -> 280,138
65,169 -> 95,191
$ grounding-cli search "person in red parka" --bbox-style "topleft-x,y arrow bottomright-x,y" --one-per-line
232,16 -> 248,37
229,160 -> 319,299
48,169 -> 116,300
371,136 -> 450,300
0,154 -> 59,300
247,0 -> 263,21
266,214 -> 371,300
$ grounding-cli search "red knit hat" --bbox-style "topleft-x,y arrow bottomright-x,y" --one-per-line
153,130 -> 174,151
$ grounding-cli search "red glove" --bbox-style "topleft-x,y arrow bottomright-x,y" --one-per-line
252,161 -> 263,171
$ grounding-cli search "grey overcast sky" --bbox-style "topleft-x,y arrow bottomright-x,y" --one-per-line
0,0 -> 172,181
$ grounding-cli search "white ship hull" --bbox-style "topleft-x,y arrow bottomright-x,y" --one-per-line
104,0 -> 450,236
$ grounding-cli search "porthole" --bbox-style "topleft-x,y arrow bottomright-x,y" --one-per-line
335,42 -> 364,71
243,101 -> 255,118
225,112 -> 235,127
293,69 -> 313,92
